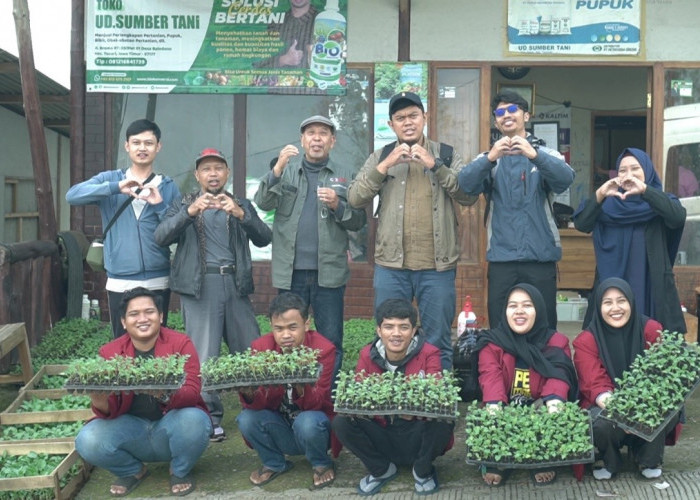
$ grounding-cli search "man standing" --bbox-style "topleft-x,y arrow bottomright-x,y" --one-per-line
254,115 -> 366,377
237,293 -> 338,490
332,299 -> 454,496
66,119 -> 180,338
155,148 -> 272,442
458,90 -> 575,328
75,287 -> 211,497
255,0 -> 318,68
348,92 -> 477,369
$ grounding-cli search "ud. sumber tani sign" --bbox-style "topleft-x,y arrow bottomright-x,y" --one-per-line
507,0 -> 641,56
86,0 -> 347,95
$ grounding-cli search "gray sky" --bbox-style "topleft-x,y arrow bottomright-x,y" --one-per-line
0,0 -> 71,88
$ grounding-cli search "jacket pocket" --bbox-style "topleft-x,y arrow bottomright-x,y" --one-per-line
276,185 -> 298,217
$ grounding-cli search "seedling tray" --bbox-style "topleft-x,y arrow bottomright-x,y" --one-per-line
0,391 -> 93,425
0,441 -> 91,499
334,402 -> 459,421
465,412 -> 594,468
19,364 -> 70,396
599,377 -> 700,442
64,375 -> 186,394
202,365 -> 322,391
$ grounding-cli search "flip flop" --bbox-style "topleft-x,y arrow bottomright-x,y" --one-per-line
110,468 -> 150,497
414,467 -> 439,496
357,468 -> 398,496
170,473 -> 196,496
481,466 -> 509,487
311,462 -> 336,490
530,469 -> 557,487
250,460 -> 294,486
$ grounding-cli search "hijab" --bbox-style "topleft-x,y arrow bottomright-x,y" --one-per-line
586,277 -> 647,383
476,283 -> 578,401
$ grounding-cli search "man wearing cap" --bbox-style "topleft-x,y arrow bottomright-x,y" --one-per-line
66,119 -> 180,338
155,148 -> 272,442
254,115 -> 366,378
457,90 -> 574,328
348,92 -> 477,370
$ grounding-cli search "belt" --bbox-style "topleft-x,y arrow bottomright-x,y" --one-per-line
206,264 -> 236,275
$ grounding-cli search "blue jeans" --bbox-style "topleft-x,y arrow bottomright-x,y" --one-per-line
75,408 -> 212,478
284,270 -> 344,377
373,265 -> 456,370
236,409 -> 332,470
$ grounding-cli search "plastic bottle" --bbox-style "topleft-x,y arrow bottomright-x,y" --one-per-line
90,299 -> 100,320
81,294 -> 90,320
457,296 -> 477,337
309,0 -> 346,89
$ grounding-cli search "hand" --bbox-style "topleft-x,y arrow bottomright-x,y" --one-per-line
139,183 -> 163,205
487,136 -> 537,161
596,391 -> 612,409
317,187 -> 339,210
187,193 -> 220,217
118,179 -> 143,197
293,384 -> 305,397
486,403 -> 501,414
376,142 -> 414,175
89,391 -> 111,413
617,175 -> 647,198
595,178 -> 624,203
546,400 -> 562,413
407,144 -> 436,168
278,39 -> 304,66
217,194 -> 245,219
272,145 -> 299,177
239,386 -> 255,402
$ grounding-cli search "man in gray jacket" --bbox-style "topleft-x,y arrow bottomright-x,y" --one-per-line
348,93 -> 477,370
254,115 -> 366,378
155,148 -> 271,442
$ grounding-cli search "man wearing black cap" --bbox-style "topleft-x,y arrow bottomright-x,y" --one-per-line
254,115 -> 366,379
457,90 -> 574,329
155,148 -> 272,442
348,93 -> 477,370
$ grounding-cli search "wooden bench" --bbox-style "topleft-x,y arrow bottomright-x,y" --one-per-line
0,323 -> 34,385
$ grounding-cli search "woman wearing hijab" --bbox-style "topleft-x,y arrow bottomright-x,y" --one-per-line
573,148 -> 686,333
573,277 -> 680,481
477,283 -> 578,487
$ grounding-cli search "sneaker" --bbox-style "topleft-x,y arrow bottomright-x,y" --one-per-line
640,467 -> 662,480
593,467 -> 612,481
210,425 -> 226,442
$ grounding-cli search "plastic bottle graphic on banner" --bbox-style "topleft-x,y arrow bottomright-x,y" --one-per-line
309,0 -> 346,89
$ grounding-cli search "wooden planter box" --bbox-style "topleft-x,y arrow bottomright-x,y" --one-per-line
0,391 -> 93,425
19,364 -> 70,396
0,441 -> 90,500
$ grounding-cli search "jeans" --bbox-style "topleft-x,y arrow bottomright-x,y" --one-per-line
236,409 -> 332,471
373,265 -> 456,370
75,408 -> 212,478
284,270 -> 345,378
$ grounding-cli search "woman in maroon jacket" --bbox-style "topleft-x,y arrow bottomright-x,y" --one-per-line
573,277 -> 679,481
477,283 -> 578,487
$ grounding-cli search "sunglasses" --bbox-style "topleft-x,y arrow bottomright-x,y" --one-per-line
493,104 -> 520,117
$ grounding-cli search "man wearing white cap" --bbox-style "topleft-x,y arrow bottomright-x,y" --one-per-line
255,116 -> 366,379
155,148 -> 272,442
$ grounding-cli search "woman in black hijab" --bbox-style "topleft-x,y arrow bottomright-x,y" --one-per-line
573,277 -> 679,481
477,283 -> 578,487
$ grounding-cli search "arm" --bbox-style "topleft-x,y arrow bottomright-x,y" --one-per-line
167,337 -> 204,409
66,171 -> 121,205
478,344 -> 509,404
433,150 -> 479,206
154,197 -> 192,247
573,331 -> 614,408
330,199 -> 367,231
539,335 -> 572,402
348,151 -> 387,208
293,336 -> 335,411
238,199 -> 273,247
457,154 -> 494,196
641,186 -> 687,229
532,148 -> 575,194
572,194 -> 603,233
254,145 -> 300,210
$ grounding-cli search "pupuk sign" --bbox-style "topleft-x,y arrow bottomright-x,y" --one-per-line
507,0 -> 641,56
86,0 -> 347,94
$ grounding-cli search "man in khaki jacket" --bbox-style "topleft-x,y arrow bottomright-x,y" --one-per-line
348,92 -> 477,369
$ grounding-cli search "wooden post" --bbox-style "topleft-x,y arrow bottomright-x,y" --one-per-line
70,0 -> 86,232
12,0 -> 58,241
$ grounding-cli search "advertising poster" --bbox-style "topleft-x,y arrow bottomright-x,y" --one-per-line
507,0 -> 641,55
86,0 -> 347,94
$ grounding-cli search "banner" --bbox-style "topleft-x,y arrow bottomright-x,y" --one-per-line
86,0 -> 347,94
507,0 -> 641,55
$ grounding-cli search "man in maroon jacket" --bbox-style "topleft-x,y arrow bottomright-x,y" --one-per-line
236,292 -> 337,490
75,287 -> 211,497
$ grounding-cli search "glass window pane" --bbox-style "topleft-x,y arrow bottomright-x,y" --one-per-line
247,68 -> 372,262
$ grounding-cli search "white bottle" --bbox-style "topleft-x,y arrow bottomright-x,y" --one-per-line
309,0 -> 346,90
90,300 -> 100,320
457,296 -> 477,337
81,294 -> 90,320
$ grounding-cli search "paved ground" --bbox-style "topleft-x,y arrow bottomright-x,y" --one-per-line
69,321 -> 700,499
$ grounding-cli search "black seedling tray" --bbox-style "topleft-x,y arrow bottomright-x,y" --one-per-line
334,402 -> 459,421
202,365 -> 322,391
65,375 -> 185,394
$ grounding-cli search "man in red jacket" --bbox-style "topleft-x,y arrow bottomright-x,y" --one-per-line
236,292 -> 337,490
332,298 -> 454,496
75,287 -> 211,497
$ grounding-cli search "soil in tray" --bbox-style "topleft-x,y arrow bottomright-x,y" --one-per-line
64,374 -> 184,389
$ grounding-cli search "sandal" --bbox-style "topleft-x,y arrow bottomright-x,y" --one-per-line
110,467 -> 150,497
530,469 -> 557,486
413,467 -> 439,495
481,466 -> 509,487
249,460 -> 294,486
357,462 -> 398,496
311,462 -> 336,490
170,473 -> 195,496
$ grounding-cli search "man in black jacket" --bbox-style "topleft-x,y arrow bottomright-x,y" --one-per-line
155,148 -> 272,442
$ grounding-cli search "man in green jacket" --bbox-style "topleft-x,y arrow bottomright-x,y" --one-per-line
348,92 -> 477,369
254,115 -> 366,377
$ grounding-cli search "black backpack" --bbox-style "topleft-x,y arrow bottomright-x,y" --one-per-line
453,328 -> 484,402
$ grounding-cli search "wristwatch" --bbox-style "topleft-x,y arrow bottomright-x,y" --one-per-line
430,157 -> 445,172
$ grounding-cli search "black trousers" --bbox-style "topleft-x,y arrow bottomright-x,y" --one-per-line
332,415 -> 454,478
487,261 -> 557,328
108,288 -> 171,338
593,413 -> 681,473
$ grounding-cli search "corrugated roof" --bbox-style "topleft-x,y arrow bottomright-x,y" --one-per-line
0,49 -> 70,137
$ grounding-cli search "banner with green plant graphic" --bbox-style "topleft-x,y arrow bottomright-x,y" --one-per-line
86,0 -> 347,95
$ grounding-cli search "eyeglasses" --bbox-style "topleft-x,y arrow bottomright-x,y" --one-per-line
493,104 -> 520,117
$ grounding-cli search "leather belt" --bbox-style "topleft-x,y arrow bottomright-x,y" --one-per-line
206,264 -> 236,275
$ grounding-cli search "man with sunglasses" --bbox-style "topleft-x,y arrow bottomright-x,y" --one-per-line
348,92 -> 477,370
458,90 -> 574,329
